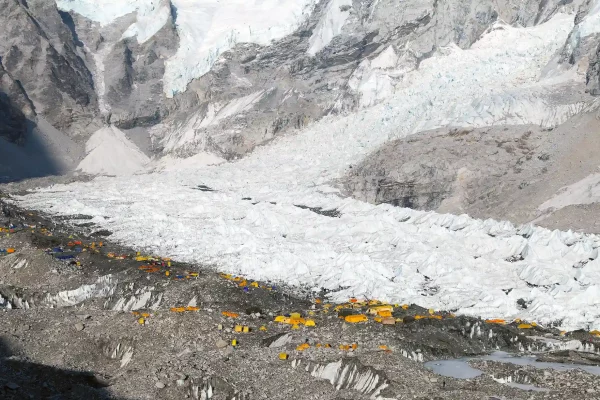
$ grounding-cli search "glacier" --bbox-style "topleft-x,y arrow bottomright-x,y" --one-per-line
56,0 -> 321,96
163,0 -> 319,96
17,13 -> 600,331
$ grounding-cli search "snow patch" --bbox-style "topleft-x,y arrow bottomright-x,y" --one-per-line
44,275 -> 117,307
539,172 -> 600,211
370,46 -> 400,70
200,90 -> 266,128
12,259 -> 28,270
89,44 -> 115,115
308,0 -> 352,55
153,152 -> 226,171
77,126 -> 150,176
121,1 -> 171,43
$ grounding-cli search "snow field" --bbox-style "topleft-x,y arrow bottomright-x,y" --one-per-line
18,14 -> 600,331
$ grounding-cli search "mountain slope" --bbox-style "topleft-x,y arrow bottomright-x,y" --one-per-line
3,0 -> 584,160
0,0 -> 595,162
0,0 -> 99,137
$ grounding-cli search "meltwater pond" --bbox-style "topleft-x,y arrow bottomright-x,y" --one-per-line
425,351 -> 600,391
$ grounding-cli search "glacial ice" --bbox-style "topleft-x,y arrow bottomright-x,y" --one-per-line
308,0 -> 352,56
17,14 -> 600,331
56,0 -> 320,96
163,0 -> 319,96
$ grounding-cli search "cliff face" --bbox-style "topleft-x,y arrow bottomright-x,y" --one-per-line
0,0 -> 99,138
0,63 -> 32,144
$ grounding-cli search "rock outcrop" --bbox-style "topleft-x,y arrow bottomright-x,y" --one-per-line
0,0 -> 98,138
0,64 -> 32,144
343,111 -> 600,232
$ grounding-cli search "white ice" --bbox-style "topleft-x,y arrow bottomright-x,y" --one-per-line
56,0 -> 319,96
164,0 -> 319,96
151,152 -> 226,171
56,0 -> 143,26
308,0 -> 352,56
574,0 -> 600,38
17,14 -> 600,331
56,0 -> 170,44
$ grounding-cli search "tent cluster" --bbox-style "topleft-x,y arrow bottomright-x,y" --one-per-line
219,273 -> 277,292
0,223 -> 27,234
295,342 -> 358,352
485,318 -> 543,330
132,311 -> 151,325
134,255 -> 200,281
170,306 -> 200,313
46,242 -> 85,261
277,341 -> 395,362
274,313 -> 317,329
322,299 -> 449,326
0,248 -> 15,255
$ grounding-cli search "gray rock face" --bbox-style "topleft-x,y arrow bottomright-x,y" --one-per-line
0,65 -> 30,144
587,43 -> 600,94
0,0 -> 98,137
555,0 -> 600,95
343,110 -> 600,232
344,124 -> 551,212
0,97 -> 27,145
101,14 -> 179,129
